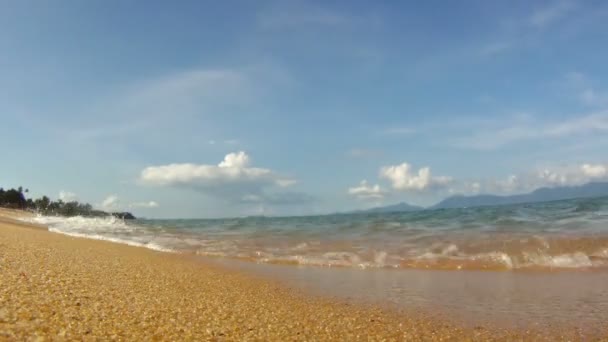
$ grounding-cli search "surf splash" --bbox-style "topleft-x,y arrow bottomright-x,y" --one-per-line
22,196 -> 608,271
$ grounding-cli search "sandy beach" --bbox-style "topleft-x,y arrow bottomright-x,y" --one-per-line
0,210 -> 602,341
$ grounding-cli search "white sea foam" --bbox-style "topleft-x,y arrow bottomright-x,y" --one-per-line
522,252 -> 594,268
20,215 -> 176,253
25,215 -> 134,233
17,206 -> 608,271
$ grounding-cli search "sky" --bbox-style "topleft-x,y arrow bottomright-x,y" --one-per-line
1,0 -> 608,218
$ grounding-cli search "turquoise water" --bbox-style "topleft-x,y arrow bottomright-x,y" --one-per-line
26,196 -> 608,270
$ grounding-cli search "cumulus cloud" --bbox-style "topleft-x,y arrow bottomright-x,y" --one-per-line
536,169 -> 570,187
58,191 -> 77,202
140,152 -> 309,205
581,164 -> 607,178
140,152 -> 291,189
530,164 -> 608,189
380,163 -> 451,191
353,159 -> 608,202
129,201 -> 159,209
348,180 -> 386,200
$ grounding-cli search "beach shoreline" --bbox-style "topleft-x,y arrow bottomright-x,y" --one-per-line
0,210 -> 602,340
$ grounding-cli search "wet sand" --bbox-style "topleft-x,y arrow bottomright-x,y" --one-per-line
0,210 -> 603,340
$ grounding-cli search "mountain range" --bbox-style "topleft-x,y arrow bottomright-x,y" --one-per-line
353,181 -> 608,214
352,202 -> 423,214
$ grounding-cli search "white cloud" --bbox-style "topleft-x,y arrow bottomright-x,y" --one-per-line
355,160 -> 608,201
497,174 -> 529,192
101,195 -> 120,211
139,152 -> 308,205
526,164 -> 608,189
466,182 -> 482,195
58,191 -> 77,202
380,163 -> 451,192
529,0 -> 576,28
129,201 -> 159,209
348,180 -> 386,200
581,164 -> 607,178
537,169 -> 570,186
217,151 -> 250,168
140,152 -> 290,188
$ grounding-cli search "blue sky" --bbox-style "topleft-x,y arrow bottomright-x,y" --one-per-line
2,0 -> 608,218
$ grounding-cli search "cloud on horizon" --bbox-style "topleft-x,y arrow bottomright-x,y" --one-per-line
348,180 -> 386,200
139,152 -> 311,206
351,160 -> 608,205
380,163 -> 452,192
447,163 -> 608,196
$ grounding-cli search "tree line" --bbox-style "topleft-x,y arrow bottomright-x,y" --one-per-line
0,186 -> 134,219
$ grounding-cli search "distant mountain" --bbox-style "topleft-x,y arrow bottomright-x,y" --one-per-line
432,182 -> 608,209
353,202 -> 423,214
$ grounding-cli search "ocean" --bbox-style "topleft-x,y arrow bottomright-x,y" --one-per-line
24,196 -> 608,271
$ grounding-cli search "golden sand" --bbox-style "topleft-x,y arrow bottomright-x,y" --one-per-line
0,211 -> 601,341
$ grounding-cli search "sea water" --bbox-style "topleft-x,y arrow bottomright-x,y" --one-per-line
25,196 -> 608,271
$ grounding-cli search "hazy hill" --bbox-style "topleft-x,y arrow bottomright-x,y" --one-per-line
432,182 -> 608,209
348,182 -> 608,213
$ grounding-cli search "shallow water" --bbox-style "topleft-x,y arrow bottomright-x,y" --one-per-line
24,196 -> 608,271
210,258 -> 608,334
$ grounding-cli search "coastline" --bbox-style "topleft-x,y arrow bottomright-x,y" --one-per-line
0,210 -> 600,340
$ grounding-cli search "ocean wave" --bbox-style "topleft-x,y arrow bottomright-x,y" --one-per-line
19,197 -> 608,271
21,215 -> 176,253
